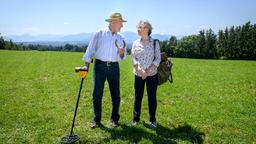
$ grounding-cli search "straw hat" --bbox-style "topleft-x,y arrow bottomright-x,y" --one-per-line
105,12 -> 127,22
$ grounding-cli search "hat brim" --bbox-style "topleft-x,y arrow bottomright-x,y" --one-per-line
105,19 -> 127,22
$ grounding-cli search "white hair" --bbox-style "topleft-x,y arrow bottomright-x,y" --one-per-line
137,20 -> 153,36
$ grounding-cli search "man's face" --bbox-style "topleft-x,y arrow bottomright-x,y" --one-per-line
110,20 -> 123,32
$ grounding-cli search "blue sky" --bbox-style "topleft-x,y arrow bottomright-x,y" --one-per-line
0,0 -> 255,36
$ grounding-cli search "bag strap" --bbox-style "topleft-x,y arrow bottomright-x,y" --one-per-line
154,39 -> 173,84
169,72 -> 173,83
153,39 -> 159,61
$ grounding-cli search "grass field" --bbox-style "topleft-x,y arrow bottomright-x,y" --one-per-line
0,50 -> 255,144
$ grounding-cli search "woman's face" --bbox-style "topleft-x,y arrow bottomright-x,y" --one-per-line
137,25 -> 149,37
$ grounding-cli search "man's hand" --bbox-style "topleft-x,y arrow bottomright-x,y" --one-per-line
118,48 -> 125,58
84,62 -> 90,71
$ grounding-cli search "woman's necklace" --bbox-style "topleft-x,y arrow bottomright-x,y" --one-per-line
141,37 -> 149,47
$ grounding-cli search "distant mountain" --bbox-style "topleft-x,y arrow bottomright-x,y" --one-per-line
60,33 -> 93,42
5,34 -> 61,42
17,41 -> 88,47
121,32 -> 139,44
5,33 -> 93,43
122,32 -> 172,43
4,32 -> 178,47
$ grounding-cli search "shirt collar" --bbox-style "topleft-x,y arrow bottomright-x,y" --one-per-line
140,36 -> 153,42
107,26 -> 117,36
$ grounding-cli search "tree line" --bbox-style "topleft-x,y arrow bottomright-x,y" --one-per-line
0,36 -> 87,52
1,21 -> 256,59
160,21 -> 256,60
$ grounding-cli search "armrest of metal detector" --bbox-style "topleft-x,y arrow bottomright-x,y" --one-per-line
75,67 -> 88,72
75,67 -> 88,78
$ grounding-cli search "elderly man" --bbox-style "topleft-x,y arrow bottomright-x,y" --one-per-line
82,12 -> 127,128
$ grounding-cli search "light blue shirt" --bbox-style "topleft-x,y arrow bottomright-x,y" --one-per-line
83,28 -> 126,63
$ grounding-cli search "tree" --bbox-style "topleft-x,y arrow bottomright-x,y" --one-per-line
0,34 -> 5,49
64,44 -> 73,51
217,30 -> 225,58
176,35 -> 199,58
205,29 -> 217,58
169,36 -> 177,57
198,30 -> 206,58
159,40 -> 169,54
228,26 -> 236,59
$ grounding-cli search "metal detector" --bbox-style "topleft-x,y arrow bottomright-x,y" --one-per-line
60,66 -> 88,144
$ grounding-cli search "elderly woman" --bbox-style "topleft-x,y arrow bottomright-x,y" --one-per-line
131,20 -> 161,128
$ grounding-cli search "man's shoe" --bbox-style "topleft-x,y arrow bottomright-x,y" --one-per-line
110,120 -> 118,128
150,121 -> 157,128
90,121 -> 100,129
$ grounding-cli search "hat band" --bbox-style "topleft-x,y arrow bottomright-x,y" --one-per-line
106,18 -> 126,22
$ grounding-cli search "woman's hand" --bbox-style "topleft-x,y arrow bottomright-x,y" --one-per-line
146,64 -> 157,74
135,64 -> 148,80
141,70 -> 148,80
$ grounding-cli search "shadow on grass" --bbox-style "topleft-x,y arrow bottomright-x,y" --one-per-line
143,122 -> 205,144
80,122 -> 205,144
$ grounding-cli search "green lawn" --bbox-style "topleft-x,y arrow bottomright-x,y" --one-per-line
0,50 -> 255,144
